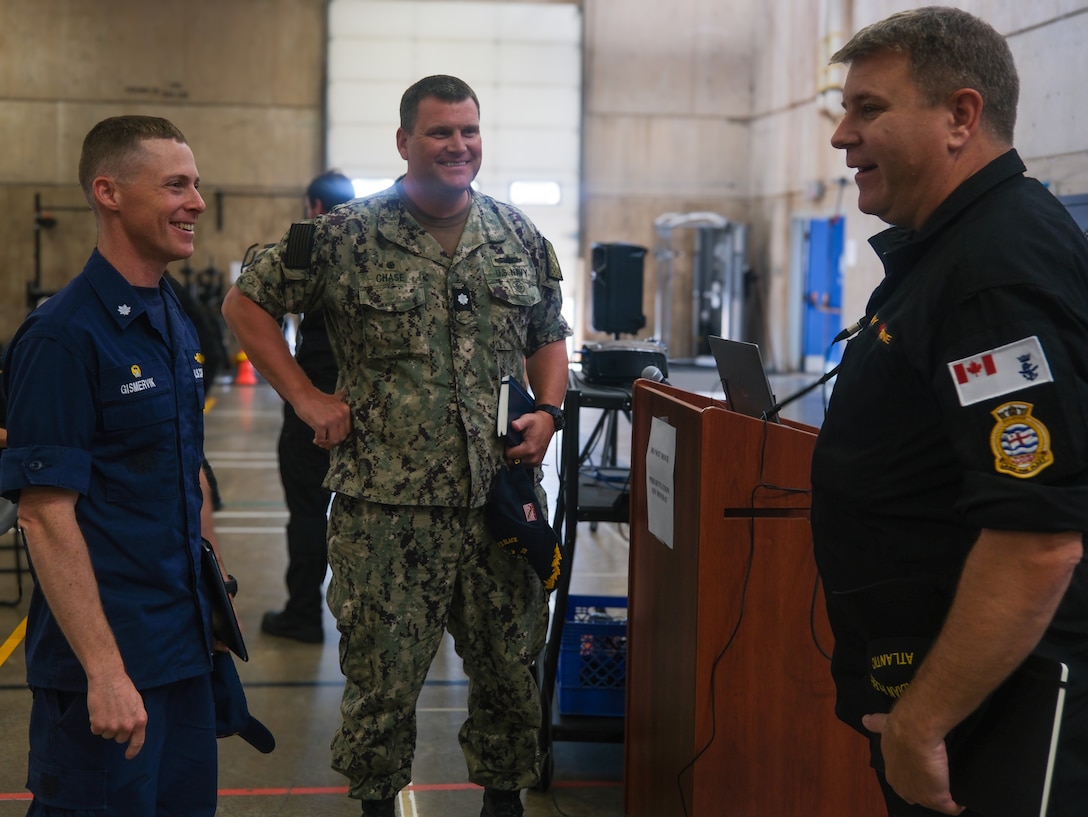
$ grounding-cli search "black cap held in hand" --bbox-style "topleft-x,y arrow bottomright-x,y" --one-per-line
485,463 -> 563,590
211,651 -> 276,753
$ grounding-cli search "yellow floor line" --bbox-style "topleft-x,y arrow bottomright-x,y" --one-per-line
0,617 -> 26,667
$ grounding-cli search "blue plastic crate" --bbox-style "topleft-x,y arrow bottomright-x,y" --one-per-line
557,594 -> 627,717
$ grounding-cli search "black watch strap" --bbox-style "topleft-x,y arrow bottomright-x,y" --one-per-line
535,403 -> 565,431
224,575 -> 238,598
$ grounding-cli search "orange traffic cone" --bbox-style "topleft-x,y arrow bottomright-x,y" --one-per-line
235,352 -> 258,386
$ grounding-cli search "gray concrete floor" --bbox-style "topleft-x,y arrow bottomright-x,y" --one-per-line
0,363 -> 827,816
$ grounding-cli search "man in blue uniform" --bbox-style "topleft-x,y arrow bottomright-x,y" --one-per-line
812,8 -> 1088,816
1,115 -> 224,815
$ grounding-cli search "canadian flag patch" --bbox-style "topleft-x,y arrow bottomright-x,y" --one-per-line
522,502 -> 537,523
947,336 -> 1052,406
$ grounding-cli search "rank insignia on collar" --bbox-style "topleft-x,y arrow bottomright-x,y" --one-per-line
453,283 -> 472,311
989,401 -> 1053,479
118,304 -> 132,316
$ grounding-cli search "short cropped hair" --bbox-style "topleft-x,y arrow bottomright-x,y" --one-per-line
831,6 -> 1019,143
306,170 -> 355,212
399,75 -> 480,134
78,115 -> 189,205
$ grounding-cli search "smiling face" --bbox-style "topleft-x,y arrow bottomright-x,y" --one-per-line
831,49 -> 958,231
396,95 -> 482,212
115,138 -> 205,265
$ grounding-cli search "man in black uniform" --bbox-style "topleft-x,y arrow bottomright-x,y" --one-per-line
811,7 -> 1088,816
261,170 -> 356,643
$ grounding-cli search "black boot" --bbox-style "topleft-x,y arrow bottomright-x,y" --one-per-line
481,788 -> 524,817
262,514 -> 328,644
260,609 -> 323,643
361,796 -> 396,817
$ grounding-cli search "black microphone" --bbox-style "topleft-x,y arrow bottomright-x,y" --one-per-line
641,365 -> 668,384
832,316 -> 868,344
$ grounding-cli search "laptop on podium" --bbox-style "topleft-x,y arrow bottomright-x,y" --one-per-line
707,335 -> 779,422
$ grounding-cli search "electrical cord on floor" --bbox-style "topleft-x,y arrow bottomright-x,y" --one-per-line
549,788 -> 575,817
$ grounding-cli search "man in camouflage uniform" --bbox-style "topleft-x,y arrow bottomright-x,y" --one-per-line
221,75 -> 571,817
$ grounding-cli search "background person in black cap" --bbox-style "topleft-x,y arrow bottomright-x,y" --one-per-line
261,169 -> 356,645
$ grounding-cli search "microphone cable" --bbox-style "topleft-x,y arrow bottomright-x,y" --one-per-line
819,314 -> 867,416
759,315 -> 867,423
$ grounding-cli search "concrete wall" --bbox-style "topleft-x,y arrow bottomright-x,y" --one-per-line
581,0 -> 754,356
0,0 -> 1086,373
0,0 -> 327,346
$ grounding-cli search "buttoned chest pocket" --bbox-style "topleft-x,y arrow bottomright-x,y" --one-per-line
357,285 -> 429,359
99,364 -> 179,502
485,263 -> 541,351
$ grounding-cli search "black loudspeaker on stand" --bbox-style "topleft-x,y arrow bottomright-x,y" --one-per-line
591,242 -> 647,337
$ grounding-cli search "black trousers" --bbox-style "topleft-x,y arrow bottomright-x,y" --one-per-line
276,400 -> 332,624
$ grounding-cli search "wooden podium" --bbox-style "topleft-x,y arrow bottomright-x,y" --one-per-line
624,380 -> 883,817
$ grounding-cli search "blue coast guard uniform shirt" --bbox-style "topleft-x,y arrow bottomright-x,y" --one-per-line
1,249 -> 214,691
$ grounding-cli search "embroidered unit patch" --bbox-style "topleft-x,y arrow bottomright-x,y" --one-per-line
948,336 -> 1052,406
989,401 -> 1053,478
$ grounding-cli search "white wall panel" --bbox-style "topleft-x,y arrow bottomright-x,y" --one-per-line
489,130 -> 579,172
330,1 -> 417,36
498,4 -> 580,42
1012,15 -> 1088,160
326,81 -> 404,125
411,42 -> 500,80
495,43 -> 582,86
326,124 -> 399,177
329,40 -> 409,82
493,84 -> 580,128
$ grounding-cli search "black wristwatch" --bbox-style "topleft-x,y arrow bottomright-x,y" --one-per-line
224,575 -> 238,598
535,404 -> 565,431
